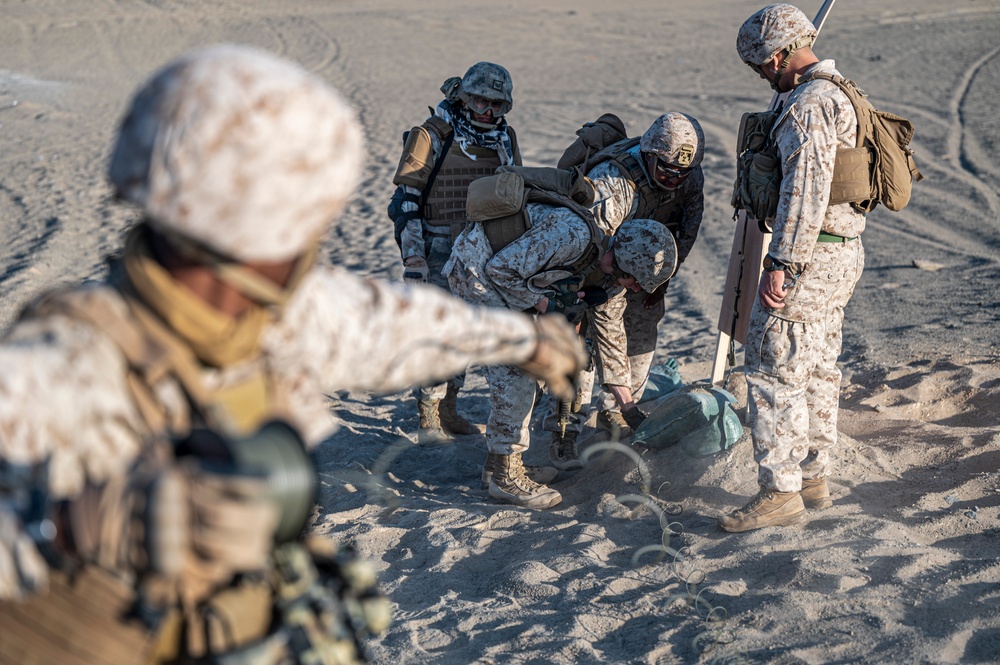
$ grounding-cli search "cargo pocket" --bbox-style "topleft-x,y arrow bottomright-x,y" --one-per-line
747,313 -> 810,384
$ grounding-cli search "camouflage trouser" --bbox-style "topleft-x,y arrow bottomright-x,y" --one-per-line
587,290 -> 630,413
416,234 -> 465,401
594,288 -> 665,412
483,363 -> 538,454
745,240 -> 864,492
447,252 -> 535,454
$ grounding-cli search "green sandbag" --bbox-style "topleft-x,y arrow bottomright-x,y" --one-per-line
638,358 -> 684,404
633,384 -> 744,457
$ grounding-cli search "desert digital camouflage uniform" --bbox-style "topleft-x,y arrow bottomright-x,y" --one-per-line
586,142 -> 705,410
393,63 -> 519,438
446,203 -> 628,456
0,264 -> 546,599
540,118 -> 705,439
744,58 -> 866,492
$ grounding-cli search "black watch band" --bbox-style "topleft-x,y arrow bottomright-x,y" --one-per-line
762,254 -> 788,272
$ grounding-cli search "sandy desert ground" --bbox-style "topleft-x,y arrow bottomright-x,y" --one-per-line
0,0 -> 998,663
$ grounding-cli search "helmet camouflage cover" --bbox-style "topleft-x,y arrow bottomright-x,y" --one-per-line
457,62 -> 513,117
737,3 -> 816,66
639,112 -> 705,169
109,44 -> 364,262
613,219 -> 677,292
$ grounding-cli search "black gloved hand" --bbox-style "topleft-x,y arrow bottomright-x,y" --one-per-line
578,286 -> 610,308
402,257 -> 429,284
547,300 -> 587,325
623,407 -> 646,431
547,286 -> 610,324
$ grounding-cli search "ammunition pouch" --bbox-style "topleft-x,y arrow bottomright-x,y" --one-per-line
828,146 -> 874,207
180,578 -> 274,659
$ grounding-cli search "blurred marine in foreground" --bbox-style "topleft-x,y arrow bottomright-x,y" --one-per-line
0,45 -> 585,663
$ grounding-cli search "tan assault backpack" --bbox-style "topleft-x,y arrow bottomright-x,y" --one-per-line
731,73 -> 923,227
810,71 -> 924,213
465,167 -> 603,254
557,113 -> 629,170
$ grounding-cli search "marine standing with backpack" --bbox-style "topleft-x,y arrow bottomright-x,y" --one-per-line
389,62 -> 522,443
719,4 -> 868,532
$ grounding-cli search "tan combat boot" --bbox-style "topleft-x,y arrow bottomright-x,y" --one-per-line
596,409 -> 631,440
489,453 -> 562,509
801,478 -> 833,510
481,452 -> 557,490
439,384 -> 478,436
417,398 -> 449,444
718,488 -> 806,533
549,431 -> 583,471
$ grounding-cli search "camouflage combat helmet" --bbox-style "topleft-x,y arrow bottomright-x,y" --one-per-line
109,45 -> 364,262
457,62 -> 513,128
737,4 -> 816,67
640,112 -> 705,170
613,219 -> 677,292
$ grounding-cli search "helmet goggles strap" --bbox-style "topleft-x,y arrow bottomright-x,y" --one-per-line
465,94 -> 506,116
646,152 -> 692,190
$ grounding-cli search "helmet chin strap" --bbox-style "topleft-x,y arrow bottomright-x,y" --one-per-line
770,36 -> 814,91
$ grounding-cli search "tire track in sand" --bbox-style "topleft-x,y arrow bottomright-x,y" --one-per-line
945,44 -> 1000,217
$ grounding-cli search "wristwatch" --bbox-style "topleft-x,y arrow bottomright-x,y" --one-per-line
762,254 -> 788,272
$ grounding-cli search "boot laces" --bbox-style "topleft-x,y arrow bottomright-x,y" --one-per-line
501,455 -> 543,493
736,488 -> 774,514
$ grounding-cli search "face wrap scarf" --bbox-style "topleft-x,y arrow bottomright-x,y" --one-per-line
435,100 -> 515,165
122,225 -> 314,368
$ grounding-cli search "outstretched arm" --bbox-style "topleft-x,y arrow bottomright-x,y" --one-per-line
280,268 -> 541,395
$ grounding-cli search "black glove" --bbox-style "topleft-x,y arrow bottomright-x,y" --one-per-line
623,407 -> 647,431
578,286 -> 610,308
402,257 -> 429,284
547,286 -> 610,324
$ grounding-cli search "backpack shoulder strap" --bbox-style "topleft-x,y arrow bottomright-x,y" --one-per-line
584,137 -> 641,174
799,71 -> 872,150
